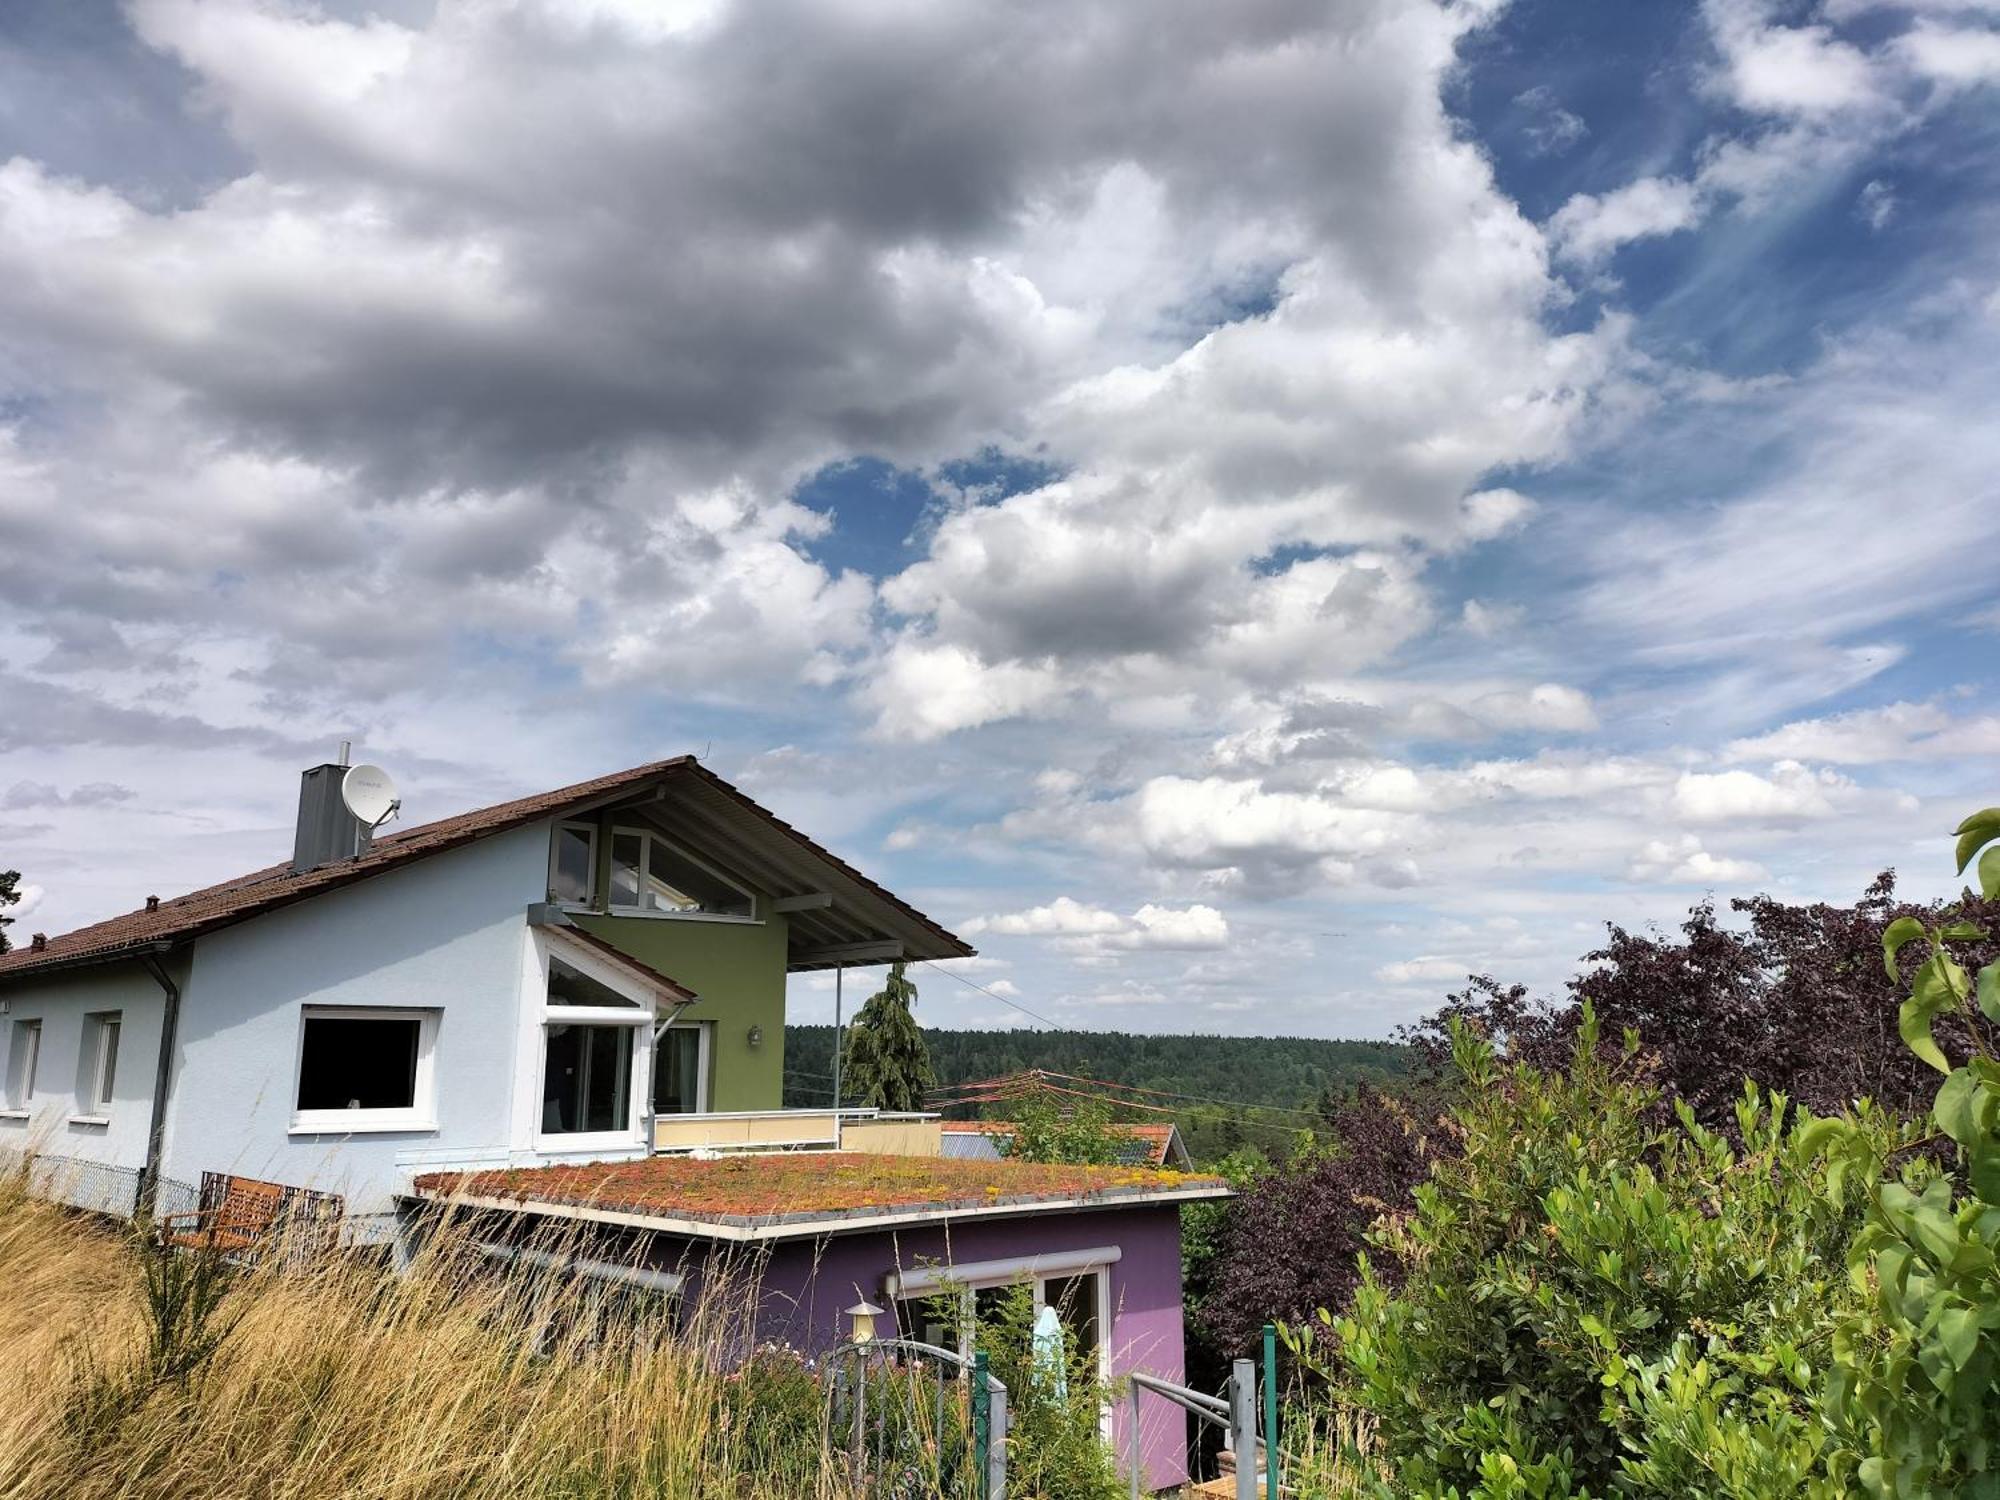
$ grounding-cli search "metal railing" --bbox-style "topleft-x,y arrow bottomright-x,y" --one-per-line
1127,1324 -> 1281,1499
826,1337 -> 1008,1500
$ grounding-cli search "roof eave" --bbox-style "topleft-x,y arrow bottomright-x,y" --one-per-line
0,939 -> 179,989
407,1182 -> 1234,1243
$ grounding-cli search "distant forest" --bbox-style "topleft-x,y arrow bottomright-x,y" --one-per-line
783,1024 -> 1413,1163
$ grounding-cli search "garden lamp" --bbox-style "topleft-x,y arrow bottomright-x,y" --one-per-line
846,1298 -> 885,1344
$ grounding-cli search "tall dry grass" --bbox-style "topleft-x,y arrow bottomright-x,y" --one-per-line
0,1172 -> 842,1500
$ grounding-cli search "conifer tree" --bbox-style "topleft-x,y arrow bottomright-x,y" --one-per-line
842,961 -> 933,1112
0,870 -> 20,955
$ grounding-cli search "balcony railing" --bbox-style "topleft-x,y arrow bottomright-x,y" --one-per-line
651,1108 -> 942,1157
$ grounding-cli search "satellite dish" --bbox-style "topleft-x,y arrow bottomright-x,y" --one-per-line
341,764 -> 400,828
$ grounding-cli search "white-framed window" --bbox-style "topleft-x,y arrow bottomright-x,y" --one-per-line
534,942 -> 654,1148
549,821 -> 598,905
607,826 -> 755,919
292,1006 -> 439,1134
889,1253 -> 1115,1386
4,1019 -> 40,1110
653,1022 -> 710,1116
80,1012 -> 121,1116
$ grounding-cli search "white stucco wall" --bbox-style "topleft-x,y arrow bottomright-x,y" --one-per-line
161,822 -> 551,1220
0,964 -> 167,1192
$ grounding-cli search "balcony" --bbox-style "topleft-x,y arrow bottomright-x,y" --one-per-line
651,1108 -> 942,1157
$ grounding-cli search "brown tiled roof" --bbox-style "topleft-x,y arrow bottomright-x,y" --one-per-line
0,756 -> 968,983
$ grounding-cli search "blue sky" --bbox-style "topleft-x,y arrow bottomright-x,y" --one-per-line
2,0 -> 1997,1038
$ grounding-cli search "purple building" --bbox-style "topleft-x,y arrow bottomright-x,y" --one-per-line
416,1152 -> 1231,1492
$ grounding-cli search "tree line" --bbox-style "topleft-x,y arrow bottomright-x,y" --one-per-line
783,1018 -> 1412,1161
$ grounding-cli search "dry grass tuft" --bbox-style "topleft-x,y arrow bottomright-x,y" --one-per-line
0,1173 -> 842,1500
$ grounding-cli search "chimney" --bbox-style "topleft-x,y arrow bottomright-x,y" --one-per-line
145,895 -> 160,913
30,933 -> 46,952
291,758 -> 373,873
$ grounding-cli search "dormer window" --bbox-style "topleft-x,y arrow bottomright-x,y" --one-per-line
607,828 -> 754,918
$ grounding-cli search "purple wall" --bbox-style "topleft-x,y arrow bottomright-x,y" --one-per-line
649,1205 -> 1192,1492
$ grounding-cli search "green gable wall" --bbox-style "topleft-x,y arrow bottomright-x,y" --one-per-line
573,912 -> 789,1112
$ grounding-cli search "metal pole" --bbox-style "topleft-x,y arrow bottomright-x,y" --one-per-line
972,1350 -> 991,1500
1263,1323 -> 1280,1500
1230,1359 -> 1257,1500
851,1351 -> 866,1483
987,1370 -> 1008,1500
831,963 -> 845,1149
1129,1381 -> 1143,1499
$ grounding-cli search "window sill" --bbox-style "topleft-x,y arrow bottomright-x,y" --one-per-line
290,1118 -> 438,1137
532,1133 -> 648,1156
0,1108 -> 29,1122
67,1114 -> 111,1128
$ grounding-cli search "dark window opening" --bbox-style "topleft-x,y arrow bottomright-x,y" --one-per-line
1042,1272 -> 1102,1370
297,1015 -> 420,1112
542,1023 -> 631,1134
609,829 -> 754,917
653,1026 -> 703,1114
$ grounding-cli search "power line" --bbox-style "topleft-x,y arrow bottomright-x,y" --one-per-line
917,959 -> 1066,1030
928,1066 -> 1329,1126
925,1067 -> 1326,1141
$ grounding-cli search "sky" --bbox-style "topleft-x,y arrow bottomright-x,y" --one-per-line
2,0 -> 1998,1040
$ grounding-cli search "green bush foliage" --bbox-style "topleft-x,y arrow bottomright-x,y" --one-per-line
1813,807 -> 2000,1498
1002,1093 -> 1127,1166
973,1281 -> 1124,1500
1288,1010 -> 1890,1499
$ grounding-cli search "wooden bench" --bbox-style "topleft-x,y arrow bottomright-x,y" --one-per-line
160,1172 -> 344,1262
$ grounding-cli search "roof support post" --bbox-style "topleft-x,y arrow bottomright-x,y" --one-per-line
831,963 -> 845,1149
136,950 -> 182,1223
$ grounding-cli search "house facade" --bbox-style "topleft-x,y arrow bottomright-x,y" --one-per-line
0,756 -> 967,1226
0,754 -> 1225,1492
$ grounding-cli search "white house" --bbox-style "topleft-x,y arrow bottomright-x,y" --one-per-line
0,754 -> 973,1232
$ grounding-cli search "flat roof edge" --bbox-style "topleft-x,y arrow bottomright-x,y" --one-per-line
408,1182 -> 1234,1243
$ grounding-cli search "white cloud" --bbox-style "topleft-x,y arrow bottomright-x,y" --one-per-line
1857,178 -> 1898,228
1702,0 -> 1888,117
1467,683 -> 1599,734
1460,599 -> 1525,637
1514,85 -> 1589,156
1723,702 -> 2000,764
1626,834 -> 1769,885
962,896 -> 1230,954
1374,955 -> 1469,984
1671,761 -> 1855,823
1895,19 -> 2000,85
1550,176 -> 1703,266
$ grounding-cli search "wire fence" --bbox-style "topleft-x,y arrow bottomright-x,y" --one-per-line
0,1146 -> 199,1222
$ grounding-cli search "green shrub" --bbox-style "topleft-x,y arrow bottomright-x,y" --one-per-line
1287,1010 -> 1890,1500
974,1281 -> 1124,1500
1812,807 -> 2000,1498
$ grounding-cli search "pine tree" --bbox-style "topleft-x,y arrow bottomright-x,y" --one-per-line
842,962 -> 933,1112
0,870 -> 20,955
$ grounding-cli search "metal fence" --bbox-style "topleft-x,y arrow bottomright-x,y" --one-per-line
0,1147 -> 198,1223
826,1338 -> 1009,1500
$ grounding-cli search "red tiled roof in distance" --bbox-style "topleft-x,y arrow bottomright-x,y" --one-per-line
940,1119 -> 1182,1167
412,1152 -> 1228,1236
